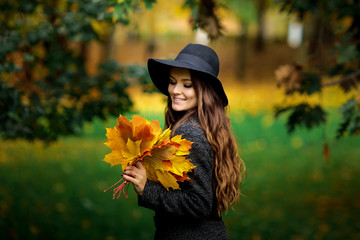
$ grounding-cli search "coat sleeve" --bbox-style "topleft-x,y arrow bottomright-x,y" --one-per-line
138,123 -> 215,218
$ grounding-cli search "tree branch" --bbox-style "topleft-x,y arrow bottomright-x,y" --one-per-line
322,70 -> 360,87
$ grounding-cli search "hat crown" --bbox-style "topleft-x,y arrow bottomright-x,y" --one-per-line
175,43 -> 219,77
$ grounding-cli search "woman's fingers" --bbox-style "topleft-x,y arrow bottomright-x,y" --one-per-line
122,161 -> 147,196
123,169 -> 136,178
124,161 -> 144,176
123,163 -> 141,182
134,161 -> 144,170
124,165 -> 133,172
124,165 -> 136,177
122,172 -> 135,181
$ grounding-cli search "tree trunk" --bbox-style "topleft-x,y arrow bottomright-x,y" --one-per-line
255,0 -> 266,52
237,22 -> 249,78
305,15 -> 333,70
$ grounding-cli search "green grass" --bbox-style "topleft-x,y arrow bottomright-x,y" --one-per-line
1,110 -> 359,240
227,112 -> 360,240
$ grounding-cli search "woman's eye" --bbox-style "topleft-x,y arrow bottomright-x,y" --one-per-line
169,80 -> 176,85
184,84 -> 192,88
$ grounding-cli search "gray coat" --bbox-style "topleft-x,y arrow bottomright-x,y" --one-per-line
138,118 -> 229,240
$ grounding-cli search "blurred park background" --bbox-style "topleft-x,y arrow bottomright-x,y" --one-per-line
1,0 -> 360,239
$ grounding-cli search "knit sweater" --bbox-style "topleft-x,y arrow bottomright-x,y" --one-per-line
138,118 -> 229,240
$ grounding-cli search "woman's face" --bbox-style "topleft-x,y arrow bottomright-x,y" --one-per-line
168,67 -> 198,112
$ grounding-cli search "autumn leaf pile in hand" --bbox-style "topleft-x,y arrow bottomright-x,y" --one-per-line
103,115 -> 195,199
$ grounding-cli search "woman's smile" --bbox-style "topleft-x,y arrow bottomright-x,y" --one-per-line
174,97 -> 186,102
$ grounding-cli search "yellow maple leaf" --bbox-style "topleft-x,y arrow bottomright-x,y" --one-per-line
104,150 -> 127,167
171,135 -> 192,155
104,127 -> 126,150
122,139 -> 142,162
155,170 -> 180,190
116,115 -> 133,139
155,127 -> 171,145
168,155 -> 195,176
143,145 -> 176,171
104,115 -> 195,198
162,160 -> 173,172
143,161 -> 157,180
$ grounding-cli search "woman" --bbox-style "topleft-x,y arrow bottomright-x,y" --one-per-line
123,43 -> 246,239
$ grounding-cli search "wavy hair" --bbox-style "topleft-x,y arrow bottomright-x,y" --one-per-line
165,70 -> 246,216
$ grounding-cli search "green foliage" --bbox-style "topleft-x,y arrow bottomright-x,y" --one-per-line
183,0 -> 200,29
0,0 -> 154,143
108,0 -> 156,24
336,99 -> 360,139
335,33 -> 360,64
0,62 -> 151,142
275,103 -> 327,134
300,72 -> 321,95
274,0 -> 360,139
223,0 -> 257,24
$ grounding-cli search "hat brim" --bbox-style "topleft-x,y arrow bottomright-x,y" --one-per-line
148,58 -> 228,106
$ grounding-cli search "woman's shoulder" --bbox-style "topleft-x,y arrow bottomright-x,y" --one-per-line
175,117 -> 201,135
175,117 -> 214,163
175,117 -> 208,147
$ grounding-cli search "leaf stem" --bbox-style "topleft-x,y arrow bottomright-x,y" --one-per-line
104,177 -> 130,199
104,177 -> 124,192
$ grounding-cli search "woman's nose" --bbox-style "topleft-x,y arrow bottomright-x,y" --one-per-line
172,84 -> 182,94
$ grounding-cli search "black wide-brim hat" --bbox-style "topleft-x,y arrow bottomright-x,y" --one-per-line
147,43 -> 228,106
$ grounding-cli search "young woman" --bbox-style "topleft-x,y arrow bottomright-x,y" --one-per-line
123,43 -> 246,240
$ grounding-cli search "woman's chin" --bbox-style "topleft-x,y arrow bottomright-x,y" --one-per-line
172,106 -> 186,112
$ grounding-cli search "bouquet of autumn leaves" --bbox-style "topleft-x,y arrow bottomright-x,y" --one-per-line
104,115 -> 195,199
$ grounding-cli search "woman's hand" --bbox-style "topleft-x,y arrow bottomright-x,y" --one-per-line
123,161 -> 147,196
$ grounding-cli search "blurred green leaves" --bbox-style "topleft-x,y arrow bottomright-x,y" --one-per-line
300,72 -> 321,95
108,0 -> 156,24
0,0 -> 154,143
337,99 -> 360,139
275,104 -> 327,134
274,0 -> 360,139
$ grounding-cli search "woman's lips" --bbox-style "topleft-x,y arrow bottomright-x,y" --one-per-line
173,98 -> 186,103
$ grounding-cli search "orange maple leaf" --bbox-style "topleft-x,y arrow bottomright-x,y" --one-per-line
104,115 -> 195,198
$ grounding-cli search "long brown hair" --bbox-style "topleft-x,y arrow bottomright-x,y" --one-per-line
165,70 -> 246,215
